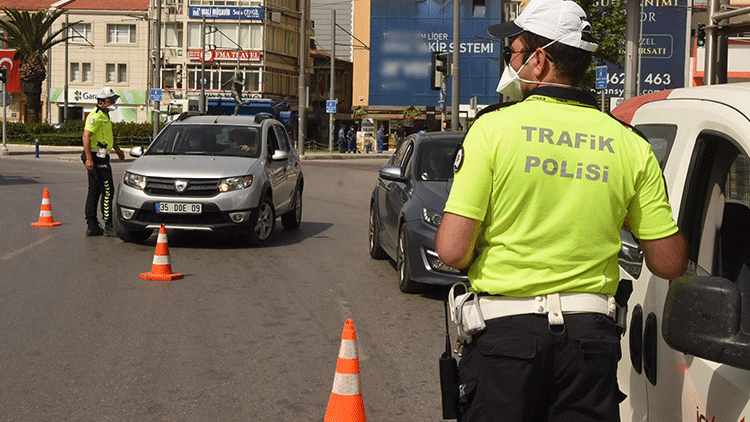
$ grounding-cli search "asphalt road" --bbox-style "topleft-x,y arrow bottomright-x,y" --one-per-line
0,155 -> 452,421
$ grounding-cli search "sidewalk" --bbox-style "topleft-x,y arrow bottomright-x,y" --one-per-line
0,143 -> 393,162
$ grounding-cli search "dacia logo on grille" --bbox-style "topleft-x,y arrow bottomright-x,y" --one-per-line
175,180 -> 187,192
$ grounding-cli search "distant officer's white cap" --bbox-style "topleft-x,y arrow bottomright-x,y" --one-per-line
96,87 -> 120,101
488,0 -> 598,52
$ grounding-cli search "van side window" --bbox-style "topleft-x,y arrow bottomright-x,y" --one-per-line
721,154 -> 750,282
679,134 -> 749,280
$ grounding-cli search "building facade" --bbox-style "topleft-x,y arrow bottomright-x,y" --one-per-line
48,0 -> 151,124
352,0 -> 513,139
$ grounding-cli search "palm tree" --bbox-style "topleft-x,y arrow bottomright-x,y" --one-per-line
0,8 -> 77,123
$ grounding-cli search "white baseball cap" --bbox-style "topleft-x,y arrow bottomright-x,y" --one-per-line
488,0 -> 598,52
96,87 -> 120,101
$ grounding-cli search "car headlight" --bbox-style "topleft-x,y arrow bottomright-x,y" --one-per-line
422,207 -> 443,227
219,175 -> 253,192
123,172 -> 147,190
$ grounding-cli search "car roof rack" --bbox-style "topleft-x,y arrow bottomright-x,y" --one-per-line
177,110 -> 204,122
254,112 -> 274,123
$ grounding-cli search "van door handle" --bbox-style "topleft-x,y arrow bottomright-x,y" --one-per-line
643,312 -> 658,386
629,304 -> 643,374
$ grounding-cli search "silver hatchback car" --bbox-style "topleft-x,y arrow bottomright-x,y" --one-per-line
114,113 -> 303,245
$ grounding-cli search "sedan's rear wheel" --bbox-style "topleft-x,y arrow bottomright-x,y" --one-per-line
397,224 -> 423,293
369,205 -> 388,259
248,196 -> 275,246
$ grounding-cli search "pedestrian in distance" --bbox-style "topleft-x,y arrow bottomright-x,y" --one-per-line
396,124 -> 406,149
435,0 -> 688,420
347,125 -> 356,154
377,124 -> 386,153
338,124 -> 346,153
81,87 -> 125,237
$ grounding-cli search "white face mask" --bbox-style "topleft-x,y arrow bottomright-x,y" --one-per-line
495,54 -> 534,100
107,104 -> 118,111
496,38 -> 578,100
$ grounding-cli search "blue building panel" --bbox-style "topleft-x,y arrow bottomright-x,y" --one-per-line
370,0 -> 502,107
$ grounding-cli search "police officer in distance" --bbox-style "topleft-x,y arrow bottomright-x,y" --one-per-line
81,87 -> 125,236
435,0 -> 688,420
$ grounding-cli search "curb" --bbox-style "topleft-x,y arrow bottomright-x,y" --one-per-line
1,146 -> 392,162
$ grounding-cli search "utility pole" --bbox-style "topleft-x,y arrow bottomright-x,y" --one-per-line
297,0 -> 307,155
64,13 -> 68,122
152,0 -> 162,139
328,10 -> 335,152
623,0 -> 640,99
200,16 -> 207,113
451,0 -> 459,131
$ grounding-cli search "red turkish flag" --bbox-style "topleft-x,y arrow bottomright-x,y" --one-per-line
0,50 -> 21,93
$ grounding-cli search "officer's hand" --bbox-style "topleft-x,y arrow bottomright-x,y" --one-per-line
85,158 -> 94,171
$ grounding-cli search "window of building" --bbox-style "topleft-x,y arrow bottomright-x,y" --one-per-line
70,62 -> 80,82
106,63 -> 128,83
68,23 -> 92,44
185,66 -> 261,92
70,62 -> 92,82
107,24 -> 136,43
187,22 -> 261,50
118,64 -> 128,83
163,22 -> 184,55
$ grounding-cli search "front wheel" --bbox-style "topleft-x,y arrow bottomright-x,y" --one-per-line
397,224 -> 423,293
248,196 -> 275,246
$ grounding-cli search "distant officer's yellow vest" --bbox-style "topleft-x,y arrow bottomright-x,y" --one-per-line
84,108 -> 114,151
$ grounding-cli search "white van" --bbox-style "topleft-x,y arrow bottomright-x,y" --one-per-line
612,83 -> 750,421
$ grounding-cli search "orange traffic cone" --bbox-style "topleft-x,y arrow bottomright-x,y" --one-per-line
31,187 -> 62,227
325,319 -> 366,422
139,224 -> 183,281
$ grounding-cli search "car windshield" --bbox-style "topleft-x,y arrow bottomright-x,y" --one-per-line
146,125 -> 261,158
417,144 -> 456,181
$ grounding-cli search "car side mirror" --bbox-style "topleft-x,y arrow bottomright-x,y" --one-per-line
619,228 -> 643,279
130,146 -> 143,157
271,150 -> 289,161
379,165 -> 406,182
662,276 -> 750,370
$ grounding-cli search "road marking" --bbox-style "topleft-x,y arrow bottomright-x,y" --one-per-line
1,234 -> 55,260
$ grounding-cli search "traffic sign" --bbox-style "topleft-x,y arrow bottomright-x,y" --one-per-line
326,99 -> 337,114
150,88 -> 163,102
595,66 -> 608,90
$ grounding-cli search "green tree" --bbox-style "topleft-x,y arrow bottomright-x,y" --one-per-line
579,0 -> 627,89
0,8 -> 77,123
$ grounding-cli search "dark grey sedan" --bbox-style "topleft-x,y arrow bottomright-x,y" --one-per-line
369,131 -> 469,293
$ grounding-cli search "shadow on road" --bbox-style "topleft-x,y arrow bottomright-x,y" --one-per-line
0,175 -> 39,186
133,220 -> 334,249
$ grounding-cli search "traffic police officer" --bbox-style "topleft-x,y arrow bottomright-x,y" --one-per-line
435,0 -> 688,420
82,87 -> 125,236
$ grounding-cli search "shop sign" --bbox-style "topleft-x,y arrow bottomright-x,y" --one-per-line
188,6 -> 264,21
188,50 -> 261,62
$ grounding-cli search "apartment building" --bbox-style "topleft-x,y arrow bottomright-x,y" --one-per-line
47,0 -> 151,124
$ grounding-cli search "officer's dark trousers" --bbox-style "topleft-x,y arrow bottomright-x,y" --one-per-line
457,313 -> 622,422
82,154 -> 114,227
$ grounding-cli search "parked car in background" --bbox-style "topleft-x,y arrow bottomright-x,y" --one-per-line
611,83 -> 750,421
115,113 -> 303,245
369,131 -> 468,293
